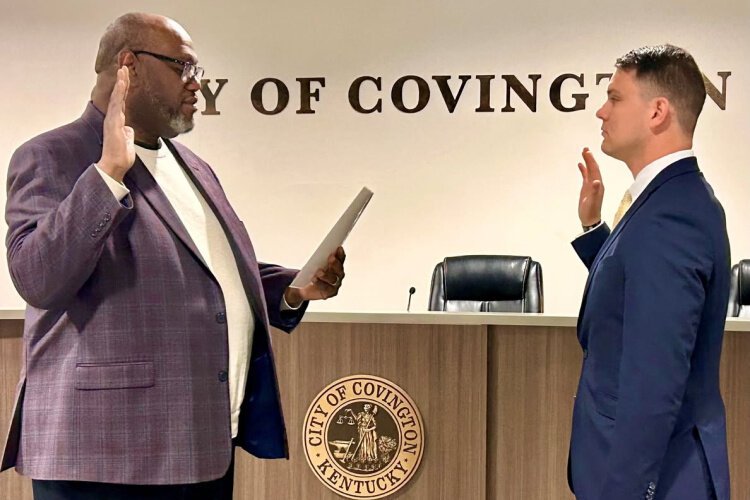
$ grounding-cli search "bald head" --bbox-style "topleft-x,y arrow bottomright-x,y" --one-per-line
91,13 -> 200,145
94,13 -> 191,74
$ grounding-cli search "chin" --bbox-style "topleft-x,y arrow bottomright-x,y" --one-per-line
600,140 -> 617,159
168,116 -> 195,136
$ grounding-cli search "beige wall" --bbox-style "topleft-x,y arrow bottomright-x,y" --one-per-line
1,0 -> 748,314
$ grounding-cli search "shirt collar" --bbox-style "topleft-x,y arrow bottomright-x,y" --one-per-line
628,149 -> 695,202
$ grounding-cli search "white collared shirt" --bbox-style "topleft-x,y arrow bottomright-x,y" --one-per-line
628,149 -> 695,203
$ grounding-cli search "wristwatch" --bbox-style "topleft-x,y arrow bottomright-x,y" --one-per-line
582,221 -> 601,232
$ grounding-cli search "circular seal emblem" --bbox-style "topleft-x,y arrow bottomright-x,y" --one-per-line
303,375 -> 425,499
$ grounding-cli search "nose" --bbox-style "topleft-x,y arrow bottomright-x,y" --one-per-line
185,77 -> 201,91
595,102 -> 607,121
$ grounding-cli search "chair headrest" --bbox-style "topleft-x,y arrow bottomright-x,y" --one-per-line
443,255 -> 531,301
740,259 -> 750,305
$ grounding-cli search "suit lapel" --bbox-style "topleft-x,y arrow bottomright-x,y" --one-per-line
591,157 -> 699,272
164,140 -> 269,328
125,156 -> 211,272
165,140 -> 237,229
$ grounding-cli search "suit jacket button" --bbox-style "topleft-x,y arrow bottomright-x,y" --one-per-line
583,349 -> 589,359
218,371 -> 228,382
215,312 -> 226,324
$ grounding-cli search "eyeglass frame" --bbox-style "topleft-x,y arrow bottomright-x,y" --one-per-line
131,50 -> 204,83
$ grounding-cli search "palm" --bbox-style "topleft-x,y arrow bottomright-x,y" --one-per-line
100,66 -> 136,180
577,148 -> 604,226
578,181 -> 602,217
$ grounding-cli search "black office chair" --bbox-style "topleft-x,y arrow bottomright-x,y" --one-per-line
728,259 -> 750,318
428,255 -> 543,312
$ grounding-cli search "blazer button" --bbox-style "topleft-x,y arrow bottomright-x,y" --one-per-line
583,349 -> 589,359
215,312 -> 227,324
218,371 -> 228,382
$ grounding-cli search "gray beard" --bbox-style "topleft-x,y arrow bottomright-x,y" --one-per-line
144,83 -> 194,136
167,109 -> 194,136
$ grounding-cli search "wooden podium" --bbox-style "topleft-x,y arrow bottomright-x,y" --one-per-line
1,311 -> 749,499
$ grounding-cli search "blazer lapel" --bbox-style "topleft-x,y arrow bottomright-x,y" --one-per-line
125,156 -> 211,273
164,140 -> 269,327
590,157 -> 700,274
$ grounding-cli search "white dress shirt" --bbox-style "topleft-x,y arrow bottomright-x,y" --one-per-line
627,149 -> 695,203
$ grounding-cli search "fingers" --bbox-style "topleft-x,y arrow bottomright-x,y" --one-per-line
98,66 -> 135,181
120,66 -> 130,101
328,249 -> 345,275
123,125 -> 135,150
315,267 -> 344,287
315,247 -> 346,285
311,277 -> 339,299
311,248 -> 346,296
298,275 -> 338,301
301,247 -> 347,301
104,68 -> 130,145
581,147 -> 602,181
107,67 -> 130,117
577,162 -> 588,182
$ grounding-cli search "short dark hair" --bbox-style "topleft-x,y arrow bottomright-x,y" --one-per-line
616,44 -> 706,135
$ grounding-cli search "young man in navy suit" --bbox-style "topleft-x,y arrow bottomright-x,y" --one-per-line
570,45 -> 730,500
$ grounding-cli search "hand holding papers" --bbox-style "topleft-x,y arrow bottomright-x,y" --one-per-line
289,186 -> 373,291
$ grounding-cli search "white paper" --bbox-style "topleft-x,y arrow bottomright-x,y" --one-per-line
290,187 -> 373,288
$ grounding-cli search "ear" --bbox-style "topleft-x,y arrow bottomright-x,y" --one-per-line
116,50 -> 138,81
649,96 -> 671,130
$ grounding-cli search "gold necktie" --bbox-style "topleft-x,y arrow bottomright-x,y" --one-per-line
612,190 -> 633,228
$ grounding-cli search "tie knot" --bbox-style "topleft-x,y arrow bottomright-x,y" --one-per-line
612,190 -> 633,228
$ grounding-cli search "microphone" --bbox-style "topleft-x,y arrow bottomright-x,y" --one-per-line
407,287 -> 416,312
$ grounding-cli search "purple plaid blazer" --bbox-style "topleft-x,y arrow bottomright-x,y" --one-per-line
1,102 -> 305,484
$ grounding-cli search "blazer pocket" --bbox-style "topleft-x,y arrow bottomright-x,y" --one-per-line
75,361 -> 155,390
592,391 -> 618,420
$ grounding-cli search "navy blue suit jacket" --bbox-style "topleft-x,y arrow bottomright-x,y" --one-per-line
569,157 -> 731,500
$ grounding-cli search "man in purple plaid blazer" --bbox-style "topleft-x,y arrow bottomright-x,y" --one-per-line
2,12 -> 346,499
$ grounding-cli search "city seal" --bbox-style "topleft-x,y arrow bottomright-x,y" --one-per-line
303,375 -> 425,499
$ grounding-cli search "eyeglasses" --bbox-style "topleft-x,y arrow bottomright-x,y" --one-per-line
132,50 -> 204,83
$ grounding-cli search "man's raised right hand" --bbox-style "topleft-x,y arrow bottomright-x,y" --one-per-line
577,147 -> 605,227
97,66 -> 135,182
